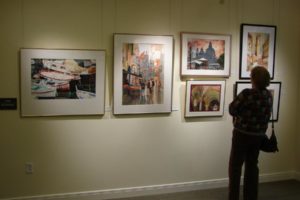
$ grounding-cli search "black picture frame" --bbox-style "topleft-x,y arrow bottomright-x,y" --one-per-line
234,81 -> 281,122
239,24 -> 277,79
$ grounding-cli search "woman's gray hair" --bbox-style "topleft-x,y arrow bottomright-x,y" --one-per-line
250,66 -> 270,89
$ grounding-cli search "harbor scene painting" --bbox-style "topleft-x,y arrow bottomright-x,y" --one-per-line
31,58 -> 96,99
122,43 -> 164,105
21,49 -> 106,116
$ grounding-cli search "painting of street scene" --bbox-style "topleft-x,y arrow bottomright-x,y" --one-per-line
187,39 -> 225,70
122,43 -> 164,105
31,58 -> 96,99
189,84 -> 221,112
246,32 -> 270,72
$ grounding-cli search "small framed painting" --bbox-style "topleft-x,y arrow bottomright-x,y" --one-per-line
20,48 -> 106,116
181,32 -> 231,77
239,24 -> 276,79
113,34 -> 174,114
235,82 -> 281,121
185,80 -> 226,117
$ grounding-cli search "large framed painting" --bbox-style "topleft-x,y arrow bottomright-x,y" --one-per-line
235,82 -> 281,121
239,24 -> 276,79
20,49 -> 106,116
185,80 -> 226,117
113,34 -> 174,114
181,32 -> 231,77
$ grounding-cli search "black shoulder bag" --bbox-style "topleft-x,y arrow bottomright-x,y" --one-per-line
260,111 -> 279,153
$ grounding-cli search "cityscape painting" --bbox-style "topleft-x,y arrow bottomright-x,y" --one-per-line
181,32 -> 231,77
185,80 -> 226,117
20,49 -> 106,116
122,43 -> 164,105
114,34 -> 173,114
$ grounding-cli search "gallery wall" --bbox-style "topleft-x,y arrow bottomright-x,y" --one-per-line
0,0 -> 300,199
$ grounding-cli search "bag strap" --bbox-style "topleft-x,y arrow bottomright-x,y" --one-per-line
271,94 -> 275,132
269,89 -> 274,132
271,109 -> 274,130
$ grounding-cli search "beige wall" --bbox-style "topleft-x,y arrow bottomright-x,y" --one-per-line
0,0 -> 300,199
276,0 -> 300,177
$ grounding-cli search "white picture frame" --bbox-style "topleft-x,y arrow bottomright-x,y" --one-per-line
181,32 -> 231,77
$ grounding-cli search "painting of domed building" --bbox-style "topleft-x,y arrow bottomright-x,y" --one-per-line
187,39 -> 225,70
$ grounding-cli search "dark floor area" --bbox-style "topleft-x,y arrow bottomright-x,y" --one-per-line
112,180 -> 300,200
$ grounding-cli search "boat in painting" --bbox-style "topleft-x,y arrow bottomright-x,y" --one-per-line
76,86 -> 95,99
31,58 -> 96,99
31,80 -> 57,98
40,70 -> 75,81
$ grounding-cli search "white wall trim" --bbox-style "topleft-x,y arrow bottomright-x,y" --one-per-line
259,171 -> 296,183
2,171 -> 297,200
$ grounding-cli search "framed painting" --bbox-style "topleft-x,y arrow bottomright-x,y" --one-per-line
235,82 -> 281,121
20,48 -> 106,116
181,32 -> 231,77
239,24 -> 276,79
113,34 -> 174,114
185,80 -> 226,117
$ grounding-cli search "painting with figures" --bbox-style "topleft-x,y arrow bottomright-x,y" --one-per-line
114,34 -> 173,114
122,43 -> 164,105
